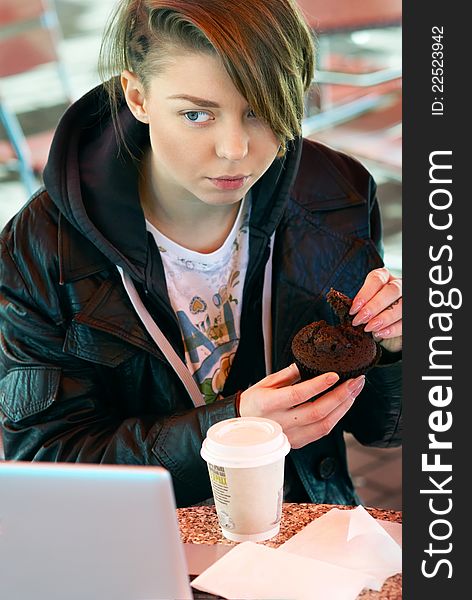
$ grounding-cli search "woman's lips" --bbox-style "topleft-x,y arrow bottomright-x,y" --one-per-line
208,175 -> 249,190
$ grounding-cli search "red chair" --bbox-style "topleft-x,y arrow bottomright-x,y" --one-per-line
297,0 -> 401,32
0,0 -> 73,196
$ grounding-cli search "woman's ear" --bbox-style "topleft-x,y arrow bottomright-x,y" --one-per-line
120,70 -> 149,123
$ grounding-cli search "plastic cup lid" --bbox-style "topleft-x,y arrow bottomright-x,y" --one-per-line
200,417 -> 290,468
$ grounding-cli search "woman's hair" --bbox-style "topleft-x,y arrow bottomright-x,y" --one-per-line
98,0 -> 315,154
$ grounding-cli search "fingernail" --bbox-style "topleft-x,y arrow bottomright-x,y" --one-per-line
378,328 -> 391,337
352,309 -> 371,326
349,299 -> 364,315
348,375 -> 365,392
290,362 -> 300,373
325,372 -> 339,385
365,319 -> 383,333
349,380 -> 366,399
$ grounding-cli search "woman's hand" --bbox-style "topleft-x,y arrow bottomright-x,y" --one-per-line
239,364 -> 365,449
350,267 -> 402,354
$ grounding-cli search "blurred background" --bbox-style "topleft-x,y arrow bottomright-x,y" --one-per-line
0,0 -> 402,509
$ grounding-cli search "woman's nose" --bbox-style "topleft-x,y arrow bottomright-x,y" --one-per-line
215,123 -> 249,161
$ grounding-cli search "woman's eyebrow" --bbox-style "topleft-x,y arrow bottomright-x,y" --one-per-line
166,94 -> 220,108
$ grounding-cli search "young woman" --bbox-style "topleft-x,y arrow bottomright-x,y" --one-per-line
0,0 -> 402,506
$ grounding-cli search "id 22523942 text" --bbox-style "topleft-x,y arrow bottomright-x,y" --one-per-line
431,26 -> 445,116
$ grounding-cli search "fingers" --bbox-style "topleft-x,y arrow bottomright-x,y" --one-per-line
350,268 -> 401,313
351,269 -> 402,324
286,376 -> 366,449
239,370 -> 367,449
253,363 -> 301,389
364,297 -> 402,336
364,310 -> 403,341
239,367 -> 341,419
349,268 -> 402,341
287,375 -> 365,428
349,267 -> 391,314
269,371 -> 340,411
290,398 -> 354,449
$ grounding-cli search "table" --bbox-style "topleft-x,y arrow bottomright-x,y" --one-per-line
177,502 -> 402,600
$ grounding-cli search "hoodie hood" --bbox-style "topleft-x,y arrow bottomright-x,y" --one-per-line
43,82 -> 302,285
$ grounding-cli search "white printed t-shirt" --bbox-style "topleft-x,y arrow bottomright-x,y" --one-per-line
146,197 -> 250,404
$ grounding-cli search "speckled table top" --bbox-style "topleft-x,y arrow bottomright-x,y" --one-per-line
177,502 -> 402,599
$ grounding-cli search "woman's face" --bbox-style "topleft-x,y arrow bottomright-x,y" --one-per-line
122,51 -> 280,209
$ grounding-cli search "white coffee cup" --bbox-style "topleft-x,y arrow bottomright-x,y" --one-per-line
200,417 -> 290,542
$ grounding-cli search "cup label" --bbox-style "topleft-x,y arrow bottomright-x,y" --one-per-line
208,463 -> 231,505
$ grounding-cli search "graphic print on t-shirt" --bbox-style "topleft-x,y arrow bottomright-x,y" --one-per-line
146,197 -> 250,404
176,269 -> 241,404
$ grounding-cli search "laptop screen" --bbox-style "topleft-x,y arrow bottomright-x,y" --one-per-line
0,461 -> 194,600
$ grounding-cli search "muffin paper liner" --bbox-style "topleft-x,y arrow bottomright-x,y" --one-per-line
293,343 -> 382,384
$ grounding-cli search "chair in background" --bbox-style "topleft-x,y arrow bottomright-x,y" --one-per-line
0,0 -> 73,196
297,0 -> 402,180
297,0 -> 401,33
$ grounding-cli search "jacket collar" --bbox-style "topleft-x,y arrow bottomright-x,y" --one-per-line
45,84 -> 149,284
249,137 -> 302,238
57,212 -> 110,284
291,139 -> 368,208
56,138 -> 364,284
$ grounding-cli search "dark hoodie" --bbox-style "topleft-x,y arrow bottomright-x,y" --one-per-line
0,83 -> 401,506
43,83 -> 302,378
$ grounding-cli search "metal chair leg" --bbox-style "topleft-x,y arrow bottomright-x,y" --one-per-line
0,100 -> 38,197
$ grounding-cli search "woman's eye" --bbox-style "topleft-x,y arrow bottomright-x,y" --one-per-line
183,111 -> 211,123
247,109 -> 257,118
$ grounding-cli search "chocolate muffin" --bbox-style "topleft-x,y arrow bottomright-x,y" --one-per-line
291,288 -> 382,383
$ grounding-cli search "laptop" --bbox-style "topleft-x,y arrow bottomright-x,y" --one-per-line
0,461 -> 198,600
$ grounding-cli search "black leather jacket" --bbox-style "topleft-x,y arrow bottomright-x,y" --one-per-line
0,84 -> 402,506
